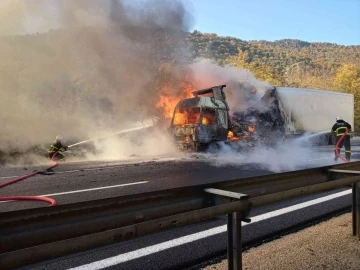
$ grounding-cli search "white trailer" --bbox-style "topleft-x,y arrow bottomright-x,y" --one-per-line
275,87 -> 354,144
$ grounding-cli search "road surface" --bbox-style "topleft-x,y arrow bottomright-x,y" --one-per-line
1,138 -> 359,269
1,138 -> 359,212
23,188 -> 352,270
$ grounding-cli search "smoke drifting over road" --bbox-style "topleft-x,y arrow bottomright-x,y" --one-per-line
0,0 -> 194,152
210,140 -> 315,173
0,1 -> 316,171
0,0 -> 279,163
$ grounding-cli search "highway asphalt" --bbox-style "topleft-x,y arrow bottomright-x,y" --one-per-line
1,138 -> 360,212
23,188 -> 352,270
2,138 -> 359,269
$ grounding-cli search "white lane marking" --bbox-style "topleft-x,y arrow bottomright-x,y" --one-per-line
0,164 -> 137,180
0,175 -> 21,180
0,181 -> 148,203
53,160 -> 165,174
68,189 -> 352,270
40,181 -> 148,197
0,157 -> 179,180
305,157 -> 333,161
306,157 -> 359,162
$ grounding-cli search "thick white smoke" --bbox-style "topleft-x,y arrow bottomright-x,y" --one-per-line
0,0 -> 194,155
186,58 -> 274,113
179,59 -> 324,172
195,135 -> 335,173
0,1 -> 322,171
215,141 -> 316,173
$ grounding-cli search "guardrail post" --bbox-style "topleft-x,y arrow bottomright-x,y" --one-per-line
324,169 -> 360,239
353,182 -> 360,238
204,189 -> 250,270
227,212 -> 243,270
233,212 -> 243,270
227,213 -> 234,270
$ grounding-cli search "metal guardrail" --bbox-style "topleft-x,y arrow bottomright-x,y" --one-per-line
1,161 -> 360,269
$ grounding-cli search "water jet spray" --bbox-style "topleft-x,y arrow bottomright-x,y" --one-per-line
68,124 -> 156,149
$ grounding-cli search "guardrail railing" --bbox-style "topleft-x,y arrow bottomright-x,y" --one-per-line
1,161 -> 360,270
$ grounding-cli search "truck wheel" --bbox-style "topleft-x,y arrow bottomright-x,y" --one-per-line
207,142 -> 220,154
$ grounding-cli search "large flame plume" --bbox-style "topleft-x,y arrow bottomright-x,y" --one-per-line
156,82 -> 195,119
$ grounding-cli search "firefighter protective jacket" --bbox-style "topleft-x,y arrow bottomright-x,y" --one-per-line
48,139 -> 67,154
331,120 -> 352,136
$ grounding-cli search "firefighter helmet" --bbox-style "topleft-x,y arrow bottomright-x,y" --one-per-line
56,135 -> 63,140
336,116 -> 343,121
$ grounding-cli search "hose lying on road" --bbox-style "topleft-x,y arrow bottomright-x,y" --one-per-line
0,152 -> 59,207
335,129 -> 350,163
0,125 -> 155,207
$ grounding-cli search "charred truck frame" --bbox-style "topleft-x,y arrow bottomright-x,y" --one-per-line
169,85 -> 231,152
169,83 -> 355,152
168,84 -> 272,152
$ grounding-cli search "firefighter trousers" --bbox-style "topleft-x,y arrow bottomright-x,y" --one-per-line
334,135 -> 351,161
49,152 -> 64,161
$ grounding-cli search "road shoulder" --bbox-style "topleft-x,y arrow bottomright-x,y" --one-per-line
199,213 -> 360,270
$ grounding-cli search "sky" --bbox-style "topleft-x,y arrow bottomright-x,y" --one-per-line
188,0 -> 360,45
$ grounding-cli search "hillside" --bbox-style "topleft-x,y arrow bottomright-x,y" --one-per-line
0,27 -> 359,140
186,31 -> 360,130
187,30 -> 360,75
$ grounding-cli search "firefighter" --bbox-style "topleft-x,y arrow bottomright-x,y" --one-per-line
48,135 -> 68,161
331,117 -> 352,161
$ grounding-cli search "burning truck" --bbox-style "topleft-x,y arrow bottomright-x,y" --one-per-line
168,83 -> 354,152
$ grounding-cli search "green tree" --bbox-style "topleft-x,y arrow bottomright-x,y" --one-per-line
333,64 -> 360,93
227,50 -> 285,85
332,64 -> 360,130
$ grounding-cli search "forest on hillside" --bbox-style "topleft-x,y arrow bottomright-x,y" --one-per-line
187,31 -> 359,87
1,28 -> 359,137
186,31 -> 360,129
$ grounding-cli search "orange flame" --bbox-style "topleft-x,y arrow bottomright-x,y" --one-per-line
202,117 -> 210,125
201,109 -> 216,126
156,82 -> 195,119
227,131 -> 240,141
248,125 -> 255,133
241,125 -> 256,140
173,112 -> 187,125
173,108 -> 200,125
227,125 -> 256,141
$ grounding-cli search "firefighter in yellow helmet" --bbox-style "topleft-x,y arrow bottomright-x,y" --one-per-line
48,135 -> 68,160
331,117 -> 352,161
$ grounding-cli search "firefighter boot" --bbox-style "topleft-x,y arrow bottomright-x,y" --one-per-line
346,152 -> 351,161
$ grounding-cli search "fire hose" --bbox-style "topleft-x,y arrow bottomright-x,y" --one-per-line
0,127 -> 350,206
335,129 -> 350,163
0,151 -> 59,206
0,125 -> 155,207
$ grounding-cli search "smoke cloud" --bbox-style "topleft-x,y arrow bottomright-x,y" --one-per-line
0,0 -> 194,153
0,0 -> 319,171
204,136 -> 332,173
175,59 -> 321,172
185,58 -> 274,113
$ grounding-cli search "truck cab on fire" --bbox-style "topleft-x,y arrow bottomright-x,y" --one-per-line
169,85 -> 230,152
